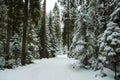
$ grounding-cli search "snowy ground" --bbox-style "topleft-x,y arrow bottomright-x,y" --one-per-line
0,55 -> 114,80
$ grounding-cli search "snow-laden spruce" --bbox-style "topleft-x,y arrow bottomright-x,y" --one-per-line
99,22 -> 120,62
68,0 -> 103,69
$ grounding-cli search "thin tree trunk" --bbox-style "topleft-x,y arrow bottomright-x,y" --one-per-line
5,0 -> 10,64
43,0 -> 46,58
114,62 -> 117,80
67,0 -> 70,50
6,21 -> 11,61
21,0 -> 28,65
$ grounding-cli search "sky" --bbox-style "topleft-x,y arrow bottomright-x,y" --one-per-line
46,0 -> 58,13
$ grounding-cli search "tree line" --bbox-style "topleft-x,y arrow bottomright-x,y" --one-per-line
0,0 -> 61,69
59,0 -> 120,78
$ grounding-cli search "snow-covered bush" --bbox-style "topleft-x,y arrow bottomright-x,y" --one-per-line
0,56 -> 5,69
99,22 -> 120,68
26,44 -> 34,64
9,34 -> 22,67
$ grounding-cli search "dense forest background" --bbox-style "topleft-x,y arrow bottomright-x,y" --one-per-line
0,0 -> 120,78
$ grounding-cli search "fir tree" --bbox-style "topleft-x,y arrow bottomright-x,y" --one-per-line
53,2 -> 61,51
0,0 -> 7,69
47,11 -> 56,57
99,0 -> 120,70
59,0 -> 76,50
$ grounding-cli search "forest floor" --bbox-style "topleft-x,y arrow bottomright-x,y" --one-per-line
0,55 -> 114,80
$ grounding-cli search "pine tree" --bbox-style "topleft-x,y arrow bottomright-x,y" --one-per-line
5,0 -> 13,65
52,2 -> 61,51
28,0 -> 41,59
0,0 -> 7,53
99,22 -> 120,66
0,0 -> 8,69
11,0 -> 23,66
99,0 -> 120,70
68,0 -> 119,71
69,0 -> 93,66
11,34 -> 21,66
59,0 -> 76,50
2,0 -> 24,68
69,0 -> 105,69
5,0 -> 18,68
47,11 -> 56,57
29,0 -> 41,26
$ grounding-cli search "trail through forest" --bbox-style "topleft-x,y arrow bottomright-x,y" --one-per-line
0,55 -> 114,80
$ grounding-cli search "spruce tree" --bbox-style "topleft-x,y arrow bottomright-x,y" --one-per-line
69,0 -> 105,69
99,0 -> 120,70
47,11 -> 56,57
28,0 -> 41,59
59,0 -> 76,50
0,0 -> 8,69
53,2 -> 61,51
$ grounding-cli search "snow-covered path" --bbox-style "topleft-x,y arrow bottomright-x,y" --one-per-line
0,55 -> 114,80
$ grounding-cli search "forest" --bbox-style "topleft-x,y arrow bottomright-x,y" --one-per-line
0,0 -> 120,80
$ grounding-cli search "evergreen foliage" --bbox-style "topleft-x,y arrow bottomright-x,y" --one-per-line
59,0 -> 76,50
0,0 -> 42,68
99,0 -> 120,70
0,1 -> 120,78
0,0 -> 8,69
46,3 -> 61,57
68,0 -> 120,71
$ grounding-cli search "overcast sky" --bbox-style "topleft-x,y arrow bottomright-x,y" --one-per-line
46,0 -> 58,13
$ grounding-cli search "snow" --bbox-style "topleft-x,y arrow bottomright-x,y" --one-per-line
104,46 -> 112,51
0,57 -> 5,67
108,52 -> 116,56
110,7 -> 120,21
0,55 -> 114,80
115,48 -> 120,53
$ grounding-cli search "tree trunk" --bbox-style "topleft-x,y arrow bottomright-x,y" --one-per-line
40,0 -> 48,58
21,0 -> 28,65
5,0 -> 10,64
6,21 -> 11,61
67,0 -> 70,50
